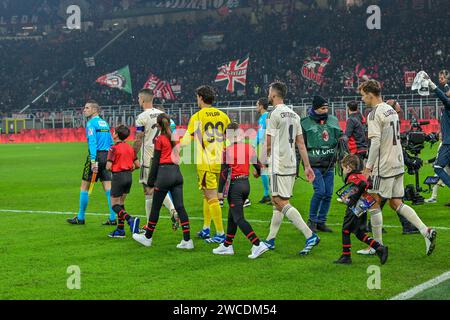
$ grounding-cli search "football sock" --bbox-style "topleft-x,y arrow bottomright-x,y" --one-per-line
163,193 -> 176,213
342,229 -> 352,256
145,195 -> 153,223
224,234 -> 235,247
262,174 -> 270,197
245,231 -> 260,246
267,207 -> 283,241
282,204 -> 313,239
145,220 -> 157,239
180,221 -> 191,241
209,198 -> 224,235
177,208 -> 191,241
77,190 -> 89,221
105,190 -> 116,221
203,197 -> 211,229
369,208 -> 383,245
113,206 -> 125,231
119,205 -> 131,221
431,184 -> 438,199
355,230 -> 381,250
397,203 -> 428,236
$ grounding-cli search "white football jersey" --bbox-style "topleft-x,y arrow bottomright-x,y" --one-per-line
266,104 -> 302,176
367,102 -> 404,178
135,108 -> 164,166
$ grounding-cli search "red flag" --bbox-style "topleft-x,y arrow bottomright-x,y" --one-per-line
355,64 -> 379,80
215,56 -> 249,93
301,47 -> 331,85
404,71 -> 417,88
143,73 -> 176,100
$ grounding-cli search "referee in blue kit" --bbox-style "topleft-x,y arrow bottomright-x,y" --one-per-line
67,100 -> 116,225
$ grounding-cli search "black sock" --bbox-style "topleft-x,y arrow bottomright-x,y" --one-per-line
245,231 -> 260,246
355,230 -> 381,250
342,229 -> 352,256
145,221 -> 157,239
118,219 -> 125,231
224,234 -> 235,247
180,221 -> 191,241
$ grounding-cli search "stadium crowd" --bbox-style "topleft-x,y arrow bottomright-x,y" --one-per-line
0,1 -> 448,114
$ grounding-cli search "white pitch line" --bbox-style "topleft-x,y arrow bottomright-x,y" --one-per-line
390,271 -> 450,300
0,208 -> 450,230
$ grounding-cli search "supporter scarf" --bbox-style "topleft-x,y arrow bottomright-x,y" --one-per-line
308,107 -> 329,122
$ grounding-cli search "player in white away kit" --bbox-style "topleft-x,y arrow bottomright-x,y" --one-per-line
133,89 -> 179,230
358,80 -> 436,256
261,82 -> 320,256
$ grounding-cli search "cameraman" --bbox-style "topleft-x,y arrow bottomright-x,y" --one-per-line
423,72 -> 450,188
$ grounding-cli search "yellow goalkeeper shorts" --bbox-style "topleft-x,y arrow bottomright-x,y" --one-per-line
198,170 -> 219,190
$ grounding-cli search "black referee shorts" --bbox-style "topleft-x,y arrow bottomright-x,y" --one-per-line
82,151 -> 111,182
111,171 -> 133,197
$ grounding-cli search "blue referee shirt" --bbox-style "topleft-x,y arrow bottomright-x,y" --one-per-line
256,112 -> 268,146
86,116 -> 113,161
170,118 -> 176,134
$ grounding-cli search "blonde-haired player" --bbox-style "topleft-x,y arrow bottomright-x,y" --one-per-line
180,85 -> 230,243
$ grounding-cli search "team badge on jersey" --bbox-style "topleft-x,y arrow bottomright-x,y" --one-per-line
322,129 -> 329,142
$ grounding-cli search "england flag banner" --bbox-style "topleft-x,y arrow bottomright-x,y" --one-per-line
215,56 -> 249,93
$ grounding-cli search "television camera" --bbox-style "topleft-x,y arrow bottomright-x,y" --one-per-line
400,117 -> 439,205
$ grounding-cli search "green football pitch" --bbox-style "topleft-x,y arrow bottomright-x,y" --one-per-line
0,142 -> 449,300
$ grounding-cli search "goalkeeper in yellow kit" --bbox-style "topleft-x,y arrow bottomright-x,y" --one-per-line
180,85 -> 230,243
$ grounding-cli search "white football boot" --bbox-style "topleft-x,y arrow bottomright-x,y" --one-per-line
213,243 -> 234,255
176,239 -> 194,250
133,233 -> 153,247
357,247 -> 376,255
248,242 -> 269,259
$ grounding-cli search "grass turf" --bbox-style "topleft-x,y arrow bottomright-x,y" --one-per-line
410,279 -> 450,300
0,142 -> 449,300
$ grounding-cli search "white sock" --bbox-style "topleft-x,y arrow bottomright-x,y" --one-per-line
369,208 -> 383,245
397,203 -> 428,237
282,204 -> 312,239
145,195 -> 153,223
431,184 -> 438,199
267,207 -> 283,241
163,194 -> 176,215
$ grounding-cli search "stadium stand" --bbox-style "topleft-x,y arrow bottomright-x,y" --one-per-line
0,0 -> 448,115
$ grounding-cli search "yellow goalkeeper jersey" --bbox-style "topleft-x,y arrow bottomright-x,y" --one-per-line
181,107 -> 230,173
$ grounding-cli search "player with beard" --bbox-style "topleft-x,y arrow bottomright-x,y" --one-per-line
261,81 -> 320,256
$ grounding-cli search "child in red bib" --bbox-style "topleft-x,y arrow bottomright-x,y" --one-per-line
334,154 -> 388,265
106,125 -> 141,238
